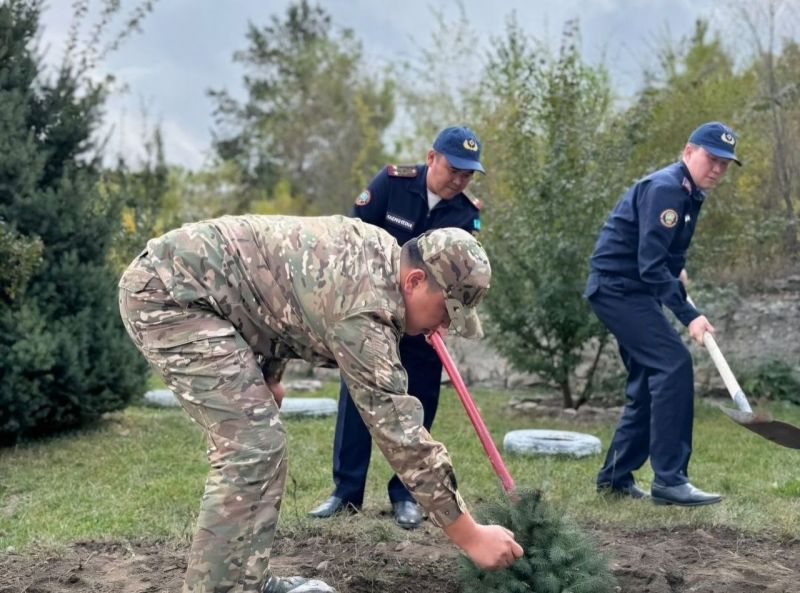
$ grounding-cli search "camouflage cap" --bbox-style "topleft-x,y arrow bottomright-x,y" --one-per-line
417,228 -> 491,339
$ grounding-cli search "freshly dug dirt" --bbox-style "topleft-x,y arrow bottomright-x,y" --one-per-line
1,524 -> 798,592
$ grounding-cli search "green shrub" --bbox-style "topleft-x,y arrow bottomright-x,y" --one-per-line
0,1 -> 148,445
740,359 -> 800,406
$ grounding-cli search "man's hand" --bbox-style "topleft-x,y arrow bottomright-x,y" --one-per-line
679,268 -> 689,287
267,379 -> 286,408
688,315 -> 715,347
443,512 -> 523,570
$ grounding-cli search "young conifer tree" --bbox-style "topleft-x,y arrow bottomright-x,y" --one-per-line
459,490 -> 616,593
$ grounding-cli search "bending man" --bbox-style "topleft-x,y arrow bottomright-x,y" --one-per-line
118,214 -> 522,593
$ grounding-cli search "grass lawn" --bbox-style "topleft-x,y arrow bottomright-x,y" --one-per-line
2,381 -> 800,551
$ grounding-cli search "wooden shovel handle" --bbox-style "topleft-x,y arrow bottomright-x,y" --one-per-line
430,331 -> 516,494
687,295 -> 753,414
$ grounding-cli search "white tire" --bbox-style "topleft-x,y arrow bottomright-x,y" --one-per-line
280,397 -> 337,417
503,429 -> 602,458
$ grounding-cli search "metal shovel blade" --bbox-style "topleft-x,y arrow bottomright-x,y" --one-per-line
719,406 -> 800,449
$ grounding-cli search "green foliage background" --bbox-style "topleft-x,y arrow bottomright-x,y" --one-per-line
0,0 -> 148,444
2,0 -> 799,442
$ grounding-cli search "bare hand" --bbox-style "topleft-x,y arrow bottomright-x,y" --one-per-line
444,514 -> 523,570
466,524 -> 524,570
267,380 -> 286,408
679,268 -> 689,287
688,315 -> 715,347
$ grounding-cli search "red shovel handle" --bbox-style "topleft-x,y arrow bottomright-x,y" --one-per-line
430,332 -> 516,494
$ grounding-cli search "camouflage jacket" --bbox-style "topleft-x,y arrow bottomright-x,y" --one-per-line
145,214 -> 466,527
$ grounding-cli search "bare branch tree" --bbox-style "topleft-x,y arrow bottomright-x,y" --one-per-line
733,0 -> 799,257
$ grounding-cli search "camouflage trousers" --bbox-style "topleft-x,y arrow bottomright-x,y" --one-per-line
118,254 -> 288,593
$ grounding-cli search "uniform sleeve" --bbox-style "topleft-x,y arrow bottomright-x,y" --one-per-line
636,182 -> 700,326
464,206 -> 481,235
457,194 -> 481,235
351,168 -> 390,225
327,311 -> 467,527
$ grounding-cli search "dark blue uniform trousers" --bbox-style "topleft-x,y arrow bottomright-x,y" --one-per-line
588,274 -> 694,488
332,334 -> 442,505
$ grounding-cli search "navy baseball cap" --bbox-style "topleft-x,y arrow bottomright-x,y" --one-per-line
432,126 -> 485,173
688,122 -> 741,166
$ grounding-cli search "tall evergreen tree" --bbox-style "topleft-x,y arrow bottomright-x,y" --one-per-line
0,0 -> 148,445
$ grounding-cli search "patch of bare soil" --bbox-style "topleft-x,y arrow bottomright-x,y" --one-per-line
1,525 -> 798,593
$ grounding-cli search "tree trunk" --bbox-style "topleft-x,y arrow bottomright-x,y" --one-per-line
560,379 -> 574,409
576,335 -> 609,409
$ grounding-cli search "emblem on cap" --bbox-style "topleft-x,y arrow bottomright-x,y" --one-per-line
463,138 -> 479,151
660,209 -> 678,228
721,132 -> 736,146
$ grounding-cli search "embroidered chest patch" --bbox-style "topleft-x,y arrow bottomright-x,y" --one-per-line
386,212 -> 415,231
660,209 -> 679,228
387,165 -> 418,178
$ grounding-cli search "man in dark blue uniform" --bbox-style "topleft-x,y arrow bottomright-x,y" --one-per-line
585,122 -> 740,506
309,126 -> 484,528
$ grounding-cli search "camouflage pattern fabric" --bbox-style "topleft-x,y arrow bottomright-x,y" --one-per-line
119,258 -> 288,593
118,215 -> 482,592
417,227 -> 491,339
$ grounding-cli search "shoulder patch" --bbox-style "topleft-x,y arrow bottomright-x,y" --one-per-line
387,164 -> 418,178
659,209 -> 679,228
355,189 -> 371,206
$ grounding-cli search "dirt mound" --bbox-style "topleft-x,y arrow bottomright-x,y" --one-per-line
1,526 -> 798,593
595,527 -> 799,593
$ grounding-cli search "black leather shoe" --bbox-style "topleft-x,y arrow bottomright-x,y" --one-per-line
651,482 -> 722,507
308,496 -> 360,518
597,483 -> 650,499
391,500 -> 422,529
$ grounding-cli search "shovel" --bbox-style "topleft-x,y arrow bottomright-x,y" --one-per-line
430,331 -> 516,494
688,295 -> 800,449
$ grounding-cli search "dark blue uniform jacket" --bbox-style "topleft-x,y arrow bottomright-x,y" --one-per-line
353,164 -> 481,246
352,164 -> 481,361
588,161 -> 704,326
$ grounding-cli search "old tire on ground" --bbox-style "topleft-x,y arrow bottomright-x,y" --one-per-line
143,389 -> 180,407
503,429 -> 602,458
280,397 -> 337,417
143,390 -> 337,418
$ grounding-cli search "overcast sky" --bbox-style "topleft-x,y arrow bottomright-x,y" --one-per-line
38,0 -> 722,169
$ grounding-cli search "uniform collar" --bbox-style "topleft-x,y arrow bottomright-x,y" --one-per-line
415,164 -> 430,198
678,161 -> 706,202
419,164 -> 469,209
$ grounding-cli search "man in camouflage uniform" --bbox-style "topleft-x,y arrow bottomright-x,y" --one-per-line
118,214 -> 523,593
